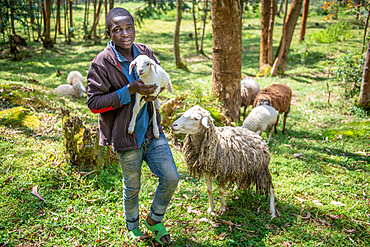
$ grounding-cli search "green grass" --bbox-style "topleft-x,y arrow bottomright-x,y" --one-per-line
0,3 -> 369,247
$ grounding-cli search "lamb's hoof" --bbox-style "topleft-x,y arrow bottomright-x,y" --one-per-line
154,132 -> 159,138
128,126 -> 134,134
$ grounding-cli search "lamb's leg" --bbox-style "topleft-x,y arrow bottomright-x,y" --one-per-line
267,125 -> 273,144
270,187 -> 276,218
205,174 -> 214,213
128,94 -> 142,134
154,98 -> 161,111
151,102 -> 159,138
219,186 -> 227,212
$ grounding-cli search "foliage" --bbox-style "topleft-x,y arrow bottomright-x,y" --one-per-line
132,1 -> 176,27
306,21 -> 353,43
333,51 -> 364,98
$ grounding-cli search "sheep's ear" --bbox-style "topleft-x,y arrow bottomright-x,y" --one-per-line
201,117 -> 209,128
151,62 -> 157,74
129,62 -> 135,75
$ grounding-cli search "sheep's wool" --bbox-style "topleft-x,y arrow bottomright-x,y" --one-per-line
183,119 -> 273,196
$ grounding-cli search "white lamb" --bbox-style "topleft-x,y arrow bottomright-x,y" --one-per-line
171,106 -> 276,218
128,55 -> 174,138
242,105 -> 278,144
67,71 -> 86,97
54,83 -> 84,98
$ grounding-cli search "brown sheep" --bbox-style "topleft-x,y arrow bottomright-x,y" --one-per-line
253,84 -> 292,134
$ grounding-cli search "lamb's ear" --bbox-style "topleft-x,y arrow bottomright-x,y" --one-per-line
129,62 -> 135,75
151,61 -> 157,74
201,117 -> 209,128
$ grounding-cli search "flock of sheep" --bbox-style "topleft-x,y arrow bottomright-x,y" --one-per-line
55,63 -> 292,218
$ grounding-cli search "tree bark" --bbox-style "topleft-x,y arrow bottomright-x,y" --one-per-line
260,0 -> 271,70
211,0 -> 242,120
268,0 -> 276,65
357,37 -> 370,109
42,0 -> 53,48
69,0 -> 73,37
271,0 -> 288,76
192,0 -> 199,52
88,0 -> 103,41
199,0 -> 209,55
274,0 -> 303,73
109,0 -> 114,10
10,2 -> 16,35
174,0 -> 185,68
299,0 -> 310,42
54,0 -> 61,42
277,0 -> 284,17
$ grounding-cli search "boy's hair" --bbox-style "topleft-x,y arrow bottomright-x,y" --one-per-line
106,7 -> 134,32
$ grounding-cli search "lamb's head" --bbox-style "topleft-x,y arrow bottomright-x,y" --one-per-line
129,55 -> 157,76
171,106 -> 214,135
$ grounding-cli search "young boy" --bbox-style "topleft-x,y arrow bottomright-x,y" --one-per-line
86,7 -> 179,245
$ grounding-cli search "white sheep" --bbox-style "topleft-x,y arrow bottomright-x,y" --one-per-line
171,106 -> 276,217
240,78 -> 260,120
242,105 -> 278,144
128,55 -> 174,138
67,71 -> 86,97
54,82 -> 84,98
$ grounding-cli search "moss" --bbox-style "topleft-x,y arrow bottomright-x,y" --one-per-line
0,106 -> 39,129
256,65 -> 272,77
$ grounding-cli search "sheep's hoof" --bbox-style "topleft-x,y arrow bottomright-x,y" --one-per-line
128,126 -> 134,134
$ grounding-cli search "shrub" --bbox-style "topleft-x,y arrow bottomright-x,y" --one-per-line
333,51 -> 364,98
307,21 -> 353,43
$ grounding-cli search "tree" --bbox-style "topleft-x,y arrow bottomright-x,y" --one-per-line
211,0 -> 242,120
88,0 -> 103,43
357,37 -> 370,109
273,0 -> 303,73
299,0 -> 310,42
271,0 -> 287,76
260,0 -> 276,71
174,0 -> 186,68
42,0 -> 53,48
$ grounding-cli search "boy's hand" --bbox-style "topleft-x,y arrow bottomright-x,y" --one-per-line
143,87 -> 165,102
127,79 -> 158,95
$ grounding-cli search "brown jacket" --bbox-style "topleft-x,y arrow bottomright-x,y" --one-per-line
86,42 -> 163,151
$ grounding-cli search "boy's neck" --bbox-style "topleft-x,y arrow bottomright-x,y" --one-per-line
116,46 -> 134,62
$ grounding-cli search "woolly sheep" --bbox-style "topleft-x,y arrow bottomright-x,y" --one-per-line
67,71 -> 86,97
240,78 -> 260,120
128,55 -> 174,138
242,105 -> 278,144
253,84 -> 292,134
54,82 -> 84,98
171,106 -> 276,217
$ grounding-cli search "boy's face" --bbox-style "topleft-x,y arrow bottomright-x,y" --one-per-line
107,16 -> 135,51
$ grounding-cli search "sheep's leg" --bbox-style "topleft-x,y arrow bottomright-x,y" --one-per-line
282,112 -> 288,134
154,98 -> 161,111
205,174 -> 214,213
275,114 -> 280,134
151,102 -> 159,138
267,125 -> 273,144
270,187 -> 276,218
219,186 -> 227,212
128,94 -> 143,134
256,130 -> 262,135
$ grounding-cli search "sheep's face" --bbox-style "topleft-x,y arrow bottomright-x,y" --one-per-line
129,55 -> 156,76
171,106 -> 211,135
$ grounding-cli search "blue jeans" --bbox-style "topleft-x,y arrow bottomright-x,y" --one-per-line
117,133 -> 179,231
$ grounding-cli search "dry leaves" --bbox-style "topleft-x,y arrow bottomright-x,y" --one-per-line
32,185 -> 45,202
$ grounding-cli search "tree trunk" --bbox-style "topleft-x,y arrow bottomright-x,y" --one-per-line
271,0 -> 288,76
199,0 -> 209,55
88,0 -> 103,42
274,0 -> 303,73
192,0 -> 199,52
69,0 -> 73,37
57,0 -> 62,34
299,0 -> 310,42
42,0 -> 53,48
109,0 -> 114,10
268,0 -> 276,65
277,0 -> 284,17
357,38 -> 370,109
260,0 -> 271,70
54,0 -> 61,42
211,0 -> 242,120
104,0 -> 108,39
10,3 -> 16,35
362,9 -> 370,54
174,0 -> 185,68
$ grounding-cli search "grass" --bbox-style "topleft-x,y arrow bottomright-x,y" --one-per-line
0,2 -> 369,246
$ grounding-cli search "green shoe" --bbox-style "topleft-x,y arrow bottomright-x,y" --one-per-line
144,219 -> 171,245
126,228 -> 147,242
